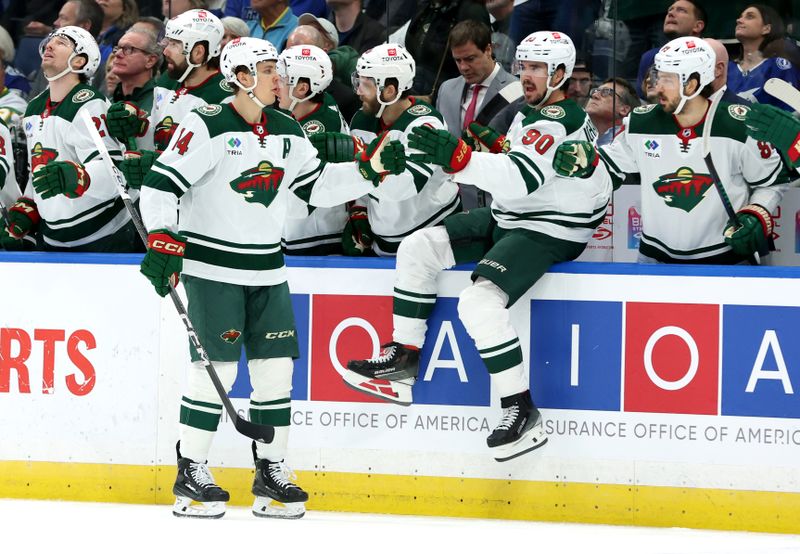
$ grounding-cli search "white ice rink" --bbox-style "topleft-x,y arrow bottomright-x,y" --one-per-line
1,499 -> 799,554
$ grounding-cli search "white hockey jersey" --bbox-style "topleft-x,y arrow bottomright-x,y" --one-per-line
150,72 -> 234,151
0,119 -> 21,210
0,86 -> 27,134
350,99 -> 461,255
598,101 -> 786,263
456,98 -> 611,244
140,103 -> 379,285
23,83 -> 128,248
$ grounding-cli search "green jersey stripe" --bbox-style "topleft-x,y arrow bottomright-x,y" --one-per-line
152,161 -> 191,192
394,287 -> 437,300
478,337 -> 520,356
507,151 -> 543,194
41,197 -> 127,242
186,241 -> 286,271
183,230 -> 281,252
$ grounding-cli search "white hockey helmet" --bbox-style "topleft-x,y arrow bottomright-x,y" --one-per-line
277,45 -> 333,110
220,37 -> 279,108
165,9 -> 224,82
39,26 -> 101,81
354,43 -> 415,117
514,31 -> 576,107
653,36 -> 715,114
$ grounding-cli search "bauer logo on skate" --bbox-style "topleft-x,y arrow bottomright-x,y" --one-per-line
530,300 -> 800,419
0,328 -> 96,395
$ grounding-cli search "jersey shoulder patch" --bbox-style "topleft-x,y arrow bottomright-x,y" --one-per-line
521,99 -> 585,135
710,101 -> 748,143
196,104 -> 223,116
393,99 -> 445,131
539,105 -> 566,120
633,104 -> 657,114
302,119 -> 325,135
727,104 -> 749,121
72,88 -> 96,104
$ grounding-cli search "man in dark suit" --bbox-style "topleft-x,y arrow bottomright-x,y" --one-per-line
436,19 -> 522,209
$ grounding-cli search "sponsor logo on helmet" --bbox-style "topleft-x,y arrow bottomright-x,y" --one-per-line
686,40 -> 696,48
197,104 -> 222,116
72,89 -> 95,103
302,48 -> 311,56
154,116 -> 178,150
220,329 -> 241,344
653,167 -> 713,212
407,104 -> 431,116
633,104 -> 656,114
728,104 -> 749,121
388,48 -> 397,56
540,105 -> 565,119
30,142 -> 58,172
229,161 -> 286,207
303,120 -> 325,134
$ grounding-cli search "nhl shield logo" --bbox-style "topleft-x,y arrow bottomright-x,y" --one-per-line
653,166 -> 714,212
220,329 -> 242,344
230,161 -> 286,207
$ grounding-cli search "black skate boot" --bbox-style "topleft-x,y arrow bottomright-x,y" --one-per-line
251,442 -> 308,519
487,391 -> 548,462
172,442 -> 230,518
343,342 -> 420,405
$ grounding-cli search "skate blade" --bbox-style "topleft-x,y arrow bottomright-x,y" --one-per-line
491,425 -> 548,463
252,497 -> 305,519
341,370 -> 413,405
172,496 -> 226,519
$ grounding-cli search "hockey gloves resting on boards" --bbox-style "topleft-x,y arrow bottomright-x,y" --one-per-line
4,197 -> 39,239
408,125 -> 471,173
357,132 -> 406,185
32,161 -> 91,199
342,205 -> 373,256
310,132 -> 366,163
745,103 -> 800,169
140,229 -> 185,297
723,204 -> 774,258
106,101 -> 150,144
462,122 -> 509,154
552,140 -> 599,179
119,150 -> 157,190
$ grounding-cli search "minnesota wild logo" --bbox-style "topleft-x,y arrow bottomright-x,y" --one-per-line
220,329 -> 241,344
154,116 -> 178,150
652,166 -> 714,212
229,161 -> 286,207
30,142 -> 58,171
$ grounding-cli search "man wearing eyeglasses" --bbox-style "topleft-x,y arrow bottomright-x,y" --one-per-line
585,78 -> 640,146
109,28 -> 162,151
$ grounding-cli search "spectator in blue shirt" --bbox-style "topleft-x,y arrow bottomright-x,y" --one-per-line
247,0 -> 298,52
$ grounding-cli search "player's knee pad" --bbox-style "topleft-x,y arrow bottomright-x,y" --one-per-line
396,226 -> 455,278
186,361 -> 239,404
249,357 -> 294,402
458,279 -> 513,344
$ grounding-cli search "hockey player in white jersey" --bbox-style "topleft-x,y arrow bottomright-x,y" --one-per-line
138,36 -> 406,518
3,26 -> 134,252
277,44 -> 350,255
553,36 -> 786,264
345,32 -> 611,462
0,119 -> 32,250
313,44 -> 462,256
106,9 -> 233,189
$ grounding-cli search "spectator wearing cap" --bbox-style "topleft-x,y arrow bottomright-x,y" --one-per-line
248,0 -> 298,51
566,61 -> 593,108
285,22 -> 360,120
221,16 -> 250,46
585,77 -> 639,146
326,0 -> 385,54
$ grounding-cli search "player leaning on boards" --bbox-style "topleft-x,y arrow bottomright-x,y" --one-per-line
106,9 -> 233,190
344,32 -> 612,462
2,26 -> 134,252
138,37 -> 405,519
312,44 -> 462,256
553,37 -> 786,264
277,44 -> 351,256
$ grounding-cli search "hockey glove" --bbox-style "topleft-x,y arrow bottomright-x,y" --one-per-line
408,125 -> 471,173
140,229 -> 185,297
723,204 -> 774,257
106,101 -> 150,143
32,161 -> 91,199
357,132 -> 406,185
120,150 -> 157,190
552,140 -> 599,178
5,197 -> 40,239
463,122 -> 509,153
342,205 -> 373,255
309,131 -> 366,163
745,103 -> 800,168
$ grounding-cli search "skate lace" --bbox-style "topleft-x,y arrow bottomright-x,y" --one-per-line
189,462 -> 217,489
495,405 -> 520,431
370,344 -> 396,364
268,461 -> 300,490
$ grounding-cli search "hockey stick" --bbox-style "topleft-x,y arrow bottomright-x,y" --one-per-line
764,78 -> 800,112
702,86 -> 760,265
78,110 -> 275,444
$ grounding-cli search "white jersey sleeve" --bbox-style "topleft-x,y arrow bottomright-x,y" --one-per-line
73,99 -> 125,201
0,122 -> 19,209
742,136 -> 785,212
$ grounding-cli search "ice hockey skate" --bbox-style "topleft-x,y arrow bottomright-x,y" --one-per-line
343,342 -> 419,405
172,443 -> 230,518
252,445 -> 308,519
487,391 -> 548,462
